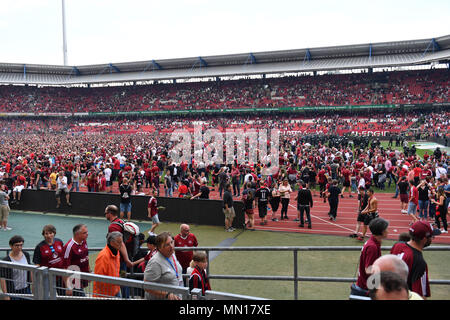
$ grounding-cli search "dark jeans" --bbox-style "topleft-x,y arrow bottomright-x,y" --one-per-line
435,211 -> 448,231
10,285 -> 32,300
329,199 -> 339,218
298,205 -> 311,226
232,179 -> 240,196
281,198 -> 290,218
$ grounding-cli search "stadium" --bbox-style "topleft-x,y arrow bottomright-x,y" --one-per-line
0,23 -> 449,304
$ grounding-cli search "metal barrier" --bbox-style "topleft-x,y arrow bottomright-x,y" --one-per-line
179,245 -> 450,300
1,245 -> 450,300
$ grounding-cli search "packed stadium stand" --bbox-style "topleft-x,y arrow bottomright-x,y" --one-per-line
0,69 -> 448,113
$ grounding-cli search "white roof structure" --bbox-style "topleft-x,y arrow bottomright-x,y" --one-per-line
0,35 -> 449,86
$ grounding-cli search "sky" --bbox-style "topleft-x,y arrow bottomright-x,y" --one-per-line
0,0 -> 449,66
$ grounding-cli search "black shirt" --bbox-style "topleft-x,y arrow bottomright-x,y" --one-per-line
223,190 -> 233,209
199,185 -> 210,199
120,184 -> 132,203
255,187 -> 270,207
398,181 -> 409,194
328,185 -> 341,201
297,188 -> 313,207
418,186 -> 429,201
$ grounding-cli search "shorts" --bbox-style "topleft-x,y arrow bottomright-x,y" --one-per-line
13,185 -> 24,193
309,180 -> 316,188
407,202 -> 417,215
343,181 -> 350,187
399,194 -> 408,204
56,187 -> 70,197
106,181 -> 112,187
357,213 -> 366,223
258,205 -> 267,218
120,202 -> 132,213
245,208 -> 254,215
223,207 -> 236,220
363,212 -> 378,226
151,214 -> 160,225
0,205 -> 9,222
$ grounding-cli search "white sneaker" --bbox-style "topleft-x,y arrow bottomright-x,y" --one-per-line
441,230 -> 448,234
4,226 -> 12,231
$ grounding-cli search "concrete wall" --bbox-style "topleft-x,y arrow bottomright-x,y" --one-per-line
14,189 -> 245,229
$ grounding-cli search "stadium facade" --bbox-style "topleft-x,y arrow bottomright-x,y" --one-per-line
0,35 -> 448,86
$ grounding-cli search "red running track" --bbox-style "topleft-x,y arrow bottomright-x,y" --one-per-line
205,189 -> 450,245
78,184 -> 450,245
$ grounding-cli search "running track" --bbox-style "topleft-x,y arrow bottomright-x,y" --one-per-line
79,184 -> 450,245
202,189 -> 450,245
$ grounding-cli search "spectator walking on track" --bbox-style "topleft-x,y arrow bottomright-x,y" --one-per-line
295,181 -> 313,229
326,179 -> 342,222
222,183 -> 235,232
358,189 -> 379,241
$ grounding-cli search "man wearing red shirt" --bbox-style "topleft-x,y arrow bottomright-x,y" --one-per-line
318,167 -> 327,199
174,224 -> 198,282
33,225 -> 66,295
420,164 -> 432,180
350,218 -> 389,300
407,180 -> 419,224
62,224 -> 90,296
391,221 -> 440,298
412,163 -> 422,186
12,172 -> 27,204
178,182 -> 189,198
341,166 -> 352,197
144,166 -> 153,189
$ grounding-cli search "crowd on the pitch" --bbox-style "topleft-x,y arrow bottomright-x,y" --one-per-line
0,128 -> 448,232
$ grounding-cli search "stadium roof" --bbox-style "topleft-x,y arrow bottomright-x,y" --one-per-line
1,34 -> 449,85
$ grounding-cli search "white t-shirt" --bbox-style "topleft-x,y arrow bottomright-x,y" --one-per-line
10,254 -> 28,290
436,167 -> 447,180
104,168 -> 112,182
57,176 -> 68,189
279,184 -> 293,199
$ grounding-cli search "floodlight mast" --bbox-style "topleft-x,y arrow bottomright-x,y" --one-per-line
61,0 -> 68,66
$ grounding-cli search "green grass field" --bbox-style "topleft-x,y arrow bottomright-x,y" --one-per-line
88,221 -> 449,300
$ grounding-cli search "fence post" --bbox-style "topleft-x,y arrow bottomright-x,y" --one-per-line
294,250 -> 298,300
33,267 -> 49,300
32,268 -> 40,300
38,267 -> 50,300
48,270 -> 57,300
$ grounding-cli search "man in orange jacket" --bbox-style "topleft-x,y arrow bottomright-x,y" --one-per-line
93,231 -> 122,298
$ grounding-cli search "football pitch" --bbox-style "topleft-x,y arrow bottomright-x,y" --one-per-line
1,210 -> 449,300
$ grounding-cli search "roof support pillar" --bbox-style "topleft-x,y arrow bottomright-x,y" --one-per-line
422,38 -> 440,57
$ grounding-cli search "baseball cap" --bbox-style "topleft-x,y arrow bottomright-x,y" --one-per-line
409,221 -> 441,239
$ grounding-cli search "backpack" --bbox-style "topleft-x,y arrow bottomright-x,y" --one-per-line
109,220 -> 141,259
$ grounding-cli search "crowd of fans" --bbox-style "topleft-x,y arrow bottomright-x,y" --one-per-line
0,69 -> 448,113
0,68 -> 448,301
